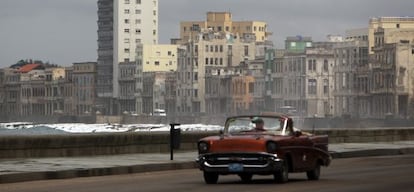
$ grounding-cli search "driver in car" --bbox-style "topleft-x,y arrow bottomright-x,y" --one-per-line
252,118 -> 266,131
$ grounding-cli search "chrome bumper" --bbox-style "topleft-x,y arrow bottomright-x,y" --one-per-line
196,152 -> 284,174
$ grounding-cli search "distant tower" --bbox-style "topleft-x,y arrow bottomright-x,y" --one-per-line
96,0 -> 158,115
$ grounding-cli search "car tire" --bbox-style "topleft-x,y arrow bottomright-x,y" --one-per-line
238,173 -> 253,183
274,160 -> 289,183
306,163 -> 320,180
203,171 -> 219,184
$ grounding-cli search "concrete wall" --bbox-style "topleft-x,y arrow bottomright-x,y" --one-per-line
1,128 -> 414,159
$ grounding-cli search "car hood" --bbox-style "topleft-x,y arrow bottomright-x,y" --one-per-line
201,134 -> 286,153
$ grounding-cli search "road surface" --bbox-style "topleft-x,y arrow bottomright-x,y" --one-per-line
1,155 -> 413,192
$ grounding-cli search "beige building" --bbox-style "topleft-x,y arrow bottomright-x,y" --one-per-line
175,29 -> 256,115
369,17 -> 414,54
72,62 -> 96,116
370,28 -> 414,118
180,12 -> 271,43
134,44 -> 178,114
141,44 -> 178,72
305,42 -> 336,117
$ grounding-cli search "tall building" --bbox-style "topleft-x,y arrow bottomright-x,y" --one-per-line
96,0 -> 158,115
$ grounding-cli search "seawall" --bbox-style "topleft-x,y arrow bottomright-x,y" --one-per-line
0,127 -> 413,158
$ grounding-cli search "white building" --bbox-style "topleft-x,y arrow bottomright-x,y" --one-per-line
96,0 -> 158,115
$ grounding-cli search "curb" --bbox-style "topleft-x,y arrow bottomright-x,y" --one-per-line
1,148 -> 414,184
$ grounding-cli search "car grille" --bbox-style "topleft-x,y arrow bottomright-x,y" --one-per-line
204,153 -> 274,166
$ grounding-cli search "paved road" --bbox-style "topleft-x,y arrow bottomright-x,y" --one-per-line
1,154 -> 413,192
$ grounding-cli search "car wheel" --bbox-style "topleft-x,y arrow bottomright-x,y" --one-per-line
203,171 -> 219,184
238,173 -> 253,183
274,160 -> 289,183
306,163 -> 320,180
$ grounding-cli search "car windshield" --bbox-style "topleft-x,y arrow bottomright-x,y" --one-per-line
225,116 -> 287,135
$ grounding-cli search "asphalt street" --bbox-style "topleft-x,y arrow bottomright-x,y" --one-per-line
1,154 -> 413,192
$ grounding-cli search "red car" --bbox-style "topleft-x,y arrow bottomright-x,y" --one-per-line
196,114 -> 331,184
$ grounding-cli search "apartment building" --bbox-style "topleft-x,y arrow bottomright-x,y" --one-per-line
175,29 -> 256,115
305,42 -> 336,117
96,0 -> 158,115
369,17 -> 414,54
134,44 -> 178,114
72,62 -> 97,116
180,12 -> 271,43
371,28 -> 414,118
333,34 -> 369,118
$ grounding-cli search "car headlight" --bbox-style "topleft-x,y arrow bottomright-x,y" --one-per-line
266,141 -> 278,153
198,141 -> 209,154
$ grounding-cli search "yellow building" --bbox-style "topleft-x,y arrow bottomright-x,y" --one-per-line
369,17 -> 414,53
140,44 -> 178,72
180,12 -> 271,43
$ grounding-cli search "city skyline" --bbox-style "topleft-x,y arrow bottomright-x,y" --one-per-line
1,0 -> 413,67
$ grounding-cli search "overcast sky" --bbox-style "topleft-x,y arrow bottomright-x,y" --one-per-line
1,0 -> 413,68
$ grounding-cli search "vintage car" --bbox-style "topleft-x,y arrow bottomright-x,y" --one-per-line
196,113 -> 331,184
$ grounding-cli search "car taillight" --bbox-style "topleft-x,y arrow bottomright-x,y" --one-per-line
198,141 -> 209,154
266,141 -> 278,153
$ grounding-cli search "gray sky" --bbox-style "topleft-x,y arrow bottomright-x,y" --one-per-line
0,0 -> 413,67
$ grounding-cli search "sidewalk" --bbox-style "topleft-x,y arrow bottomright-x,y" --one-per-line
1,141 -> 414,184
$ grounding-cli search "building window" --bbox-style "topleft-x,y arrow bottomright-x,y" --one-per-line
135,19 -> 141,24
308,79 -> 317,95
136,29 -> 141,34
153,30 -> 156,35
396,23 -> 400,28
124,48 -> 130,53
124,19 -> 129,24
153,10 -> 156,16
205,45 -> 208,52
217,26 -> 222,31
125,0 -> 130,4
136,9 -> 141,14
124,38 -> 130,43
244,45 -> 249,56
168,51 -> 172,56
323,59 -> 328,72
124,9 -> 130,14
155,61 -> 160,65
205,58 -> 208,65
220,45 -> 223,52
136,39 -> 141,43
136,0 -> 141,4
124,29 -> 130,33
323,79 -> 328,95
